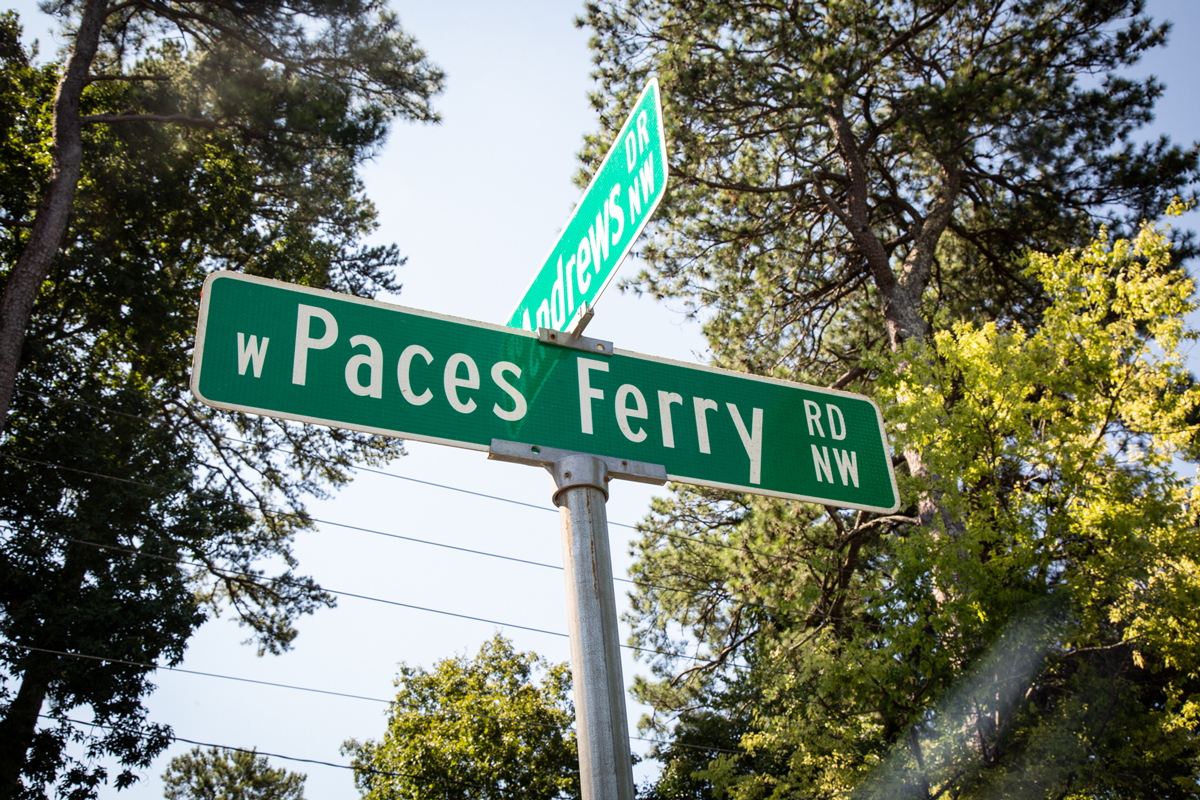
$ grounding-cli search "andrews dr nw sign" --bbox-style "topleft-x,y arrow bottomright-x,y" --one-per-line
192,273 -> 899,512
507,79 -> 668,334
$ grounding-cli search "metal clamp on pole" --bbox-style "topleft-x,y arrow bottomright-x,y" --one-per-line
548,452 -> 610,504
487,440 -> 667,487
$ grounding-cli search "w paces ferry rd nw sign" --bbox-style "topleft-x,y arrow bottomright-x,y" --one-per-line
506,79 -> 667,335
191,272 -> 899,512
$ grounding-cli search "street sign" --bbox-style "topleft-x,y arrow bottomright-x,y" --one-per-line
193,272 -> 899,512
506,78 -> 668,334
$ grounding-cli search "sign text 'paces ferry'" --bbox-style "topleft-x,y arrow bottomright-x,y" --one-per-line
192,273 -> 900,513
507,79 -> 668,335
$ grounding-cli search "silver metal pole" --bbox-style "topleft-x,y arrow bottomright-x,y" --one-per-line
489,438 -> 663,800
551,453 -> 636,800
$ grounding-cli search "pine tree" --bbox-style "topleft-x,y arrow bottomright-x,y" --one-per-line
162,747 -> 306,800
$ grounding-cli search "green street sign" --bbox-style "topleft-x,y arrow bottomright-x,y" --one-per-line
192,272 -> 899,512
506,78 -> 668,334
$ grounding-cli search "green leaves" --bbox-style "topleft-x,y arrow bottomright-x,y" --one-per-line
583,0 -> 1200,794
883,208 -> 1198,527
582,0 -> 1198,376
859,210 -> 1200,796
0,12 -> 55,239
624,212 -> 1200,797
0,3 -> 442,795
344,635 -> 580,800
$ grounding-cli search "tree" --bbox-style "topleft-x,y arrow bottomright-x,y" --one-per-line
162,747 -> 305,800
635,669 -> 765,800
641,211 -> 1200,796
0,0 -> 441,429
869,207 -> 1200,796
623,207 -> 1200,797
575,0 -> 1200,796
344,634 -> 580,800
583,0 -> 1197,362
579,0 -> 1197,534
0,6 -> 442,798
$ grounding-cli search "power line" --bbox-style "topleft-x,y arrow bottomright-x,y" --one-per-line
12,644 -> 743,755
40,715 -> 505,789
15,388 -> 819,564
3,451 -> 561,569
49,530 -> 568,639
5,393 -> 780,670
307,507 -> 785,620
13,506 -> 748,669
4,450 -> 761,667
228,432 -> 805,566
10,643 -> 389,704
13,388 -> 615,524
4,447 -> 791,628
293,514 -> 562,573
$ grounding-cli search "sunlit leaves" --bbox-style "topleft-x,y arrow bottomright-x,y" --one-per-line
627,211 -> 1200,797
344,635 -> 579,800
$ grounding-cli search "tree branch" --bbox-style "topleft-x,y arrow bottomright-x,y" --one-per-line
85,73 -> 170,84
82,112 -> 221,129
0,0 -> 109,434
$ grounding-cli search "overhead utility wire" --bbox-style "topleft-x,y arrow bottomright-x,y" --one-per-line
14,389 -> 612,523
42,527 -> 562,641
222,435 -> 800,564
9,642 -> 388,705
3,443 -> 790,628
9,494 -> 748,670
9,643 -> 742,755
4,451 -> 561,570
287,514 -> 562,573
307,514 -> 784,620
39,715 -> 503,789
226,432 -> 809,569
323,516 -> 791,622
5,450 -> 767,660
11,390 -> 788,651
16,388 -> 810,564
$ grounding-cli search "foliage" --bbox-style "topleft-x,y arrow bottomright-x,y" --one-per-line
629,210 -> 1200,797
636,670 -> 767,800
0,12 -> 54,232
162,747 -> 305,800
579,0 -> 1198,367
344,634 -> 580,800
0,5 -> 441,798
578,1 -> 1200,795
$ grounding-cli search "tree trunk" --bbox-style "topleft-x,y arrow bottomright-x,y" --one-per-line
0,542 -> 91,797
824,106 -> 967,605
0,5 -> 107,784
0,0 -> 108,432
0,650 -> 57,797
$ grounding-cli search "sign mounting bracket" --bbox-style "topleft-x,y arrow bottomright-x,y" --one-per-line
487,439 -> 666,486
537,326 -> 613,357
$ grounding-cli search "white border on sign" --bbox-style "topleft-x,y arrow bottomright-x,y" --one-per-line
192,271 -> 900,513
505,76 -> 670,335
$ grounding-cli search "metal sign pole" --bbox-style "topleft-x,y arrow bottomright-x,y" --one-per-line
489,439 -> 666,800
551,453 -> 635,800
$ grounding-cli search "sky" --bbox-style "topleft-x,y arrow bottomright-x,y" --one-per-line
5,1 -> 1200,798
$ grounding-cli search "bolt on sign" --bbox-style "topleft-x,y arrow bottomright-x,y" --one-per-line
193,273 -> 899,512
506,78 -> 668,335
